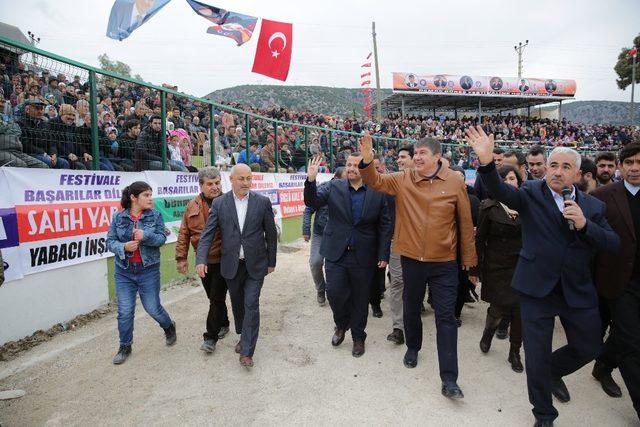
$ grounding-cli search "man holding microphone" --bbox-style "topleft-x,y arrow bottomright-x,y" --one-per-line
465,125 -> 620,427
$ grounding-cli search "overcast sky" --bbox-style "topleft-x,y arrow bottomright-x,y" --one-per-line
0,0 -> 638,103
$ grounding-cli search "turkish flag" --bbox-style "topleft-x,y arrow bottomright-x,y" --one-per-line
251,19 -> 292,81
629,47 -> 638,58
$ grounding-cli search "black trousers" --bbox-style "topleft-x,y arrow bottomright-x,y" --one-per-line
487,303 -> 522,346
402,257 -> 459,383
200,263 -> 230,342
226,261 -> 264,357
607,282 -> 640,419
597,296 -> 619,369
520,285 -> 601,422
325,250 -> 375,342
369,266 -> 386,307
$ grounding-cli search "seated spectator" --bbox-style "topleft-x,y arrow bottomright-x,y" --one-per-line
16,98 -> 70,169
105,127 -> 134,172
48,104 -> 88,170
237,142 -> 261,171
0,95 -> 48,168
135,115 -> 169,171
260,136 -> 276,172
292,141 -> 307,172
279,142 -> 294,172
167,131 -> 189,172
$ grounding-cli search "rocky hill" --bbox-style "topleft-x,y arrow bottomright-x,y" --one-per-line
205,85 -> 638,125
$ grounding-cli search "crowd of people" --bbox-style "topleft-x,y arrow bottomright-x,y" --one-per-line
1,55 -> 638,175
102,127 -> 640,426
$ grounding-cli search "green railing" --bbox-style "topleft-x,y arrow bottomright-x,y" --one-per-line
0,33 -> 615,173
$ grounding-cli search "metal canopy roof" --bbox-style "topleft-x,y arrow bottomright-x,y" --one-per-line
381,91 -> 566,114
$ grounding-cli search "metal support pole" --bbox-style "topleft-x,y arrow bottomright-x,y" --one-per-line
454,108 -> 458,120
88,70 -> 100,170
372,22 -> 382,124
329,131 -> 334,172
274,120 -> 279,173
160,91 -> 167,170
245,113 -> 250,164
401,96 -> 405,118
304,127 -> 309,173
478,98 -> 482,122
209,104 -> 215,167
527,106 -> 531,118
558,100 -> 562,120
433,108 -> 436,119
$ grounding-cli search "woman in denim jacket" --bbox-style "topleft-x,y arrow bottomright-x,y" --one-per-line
107,181 -> 176,365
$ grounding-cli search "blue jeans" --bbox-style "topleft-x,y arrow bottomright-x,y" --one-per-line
115,263 -> 173,346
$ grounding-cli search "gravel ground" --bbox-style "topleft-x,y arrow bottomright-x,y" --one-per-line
0,244 -> 636,426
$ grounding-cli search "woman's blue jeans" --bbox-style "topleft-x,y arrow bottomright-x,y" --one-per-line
115,263 -> 173,346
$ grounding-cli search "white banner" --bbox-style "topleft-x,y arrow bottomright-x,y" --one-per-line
0,168 -> 322,282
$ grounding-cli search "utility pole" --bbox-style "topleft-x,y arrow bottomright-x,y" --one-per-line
514,40 -> 529,82
372,22 -> 382,123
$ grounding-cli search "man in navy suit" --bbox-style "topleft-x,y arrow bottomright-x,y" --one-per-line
466,125 -> 620,427
304,153 -> 392,358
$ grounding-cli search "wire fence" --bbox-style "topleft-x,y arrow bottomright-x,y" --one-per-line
0,34 -> 620,174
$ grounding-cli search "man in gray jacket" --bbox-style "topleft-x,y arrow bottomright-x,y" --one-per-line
196,164 -> 277,368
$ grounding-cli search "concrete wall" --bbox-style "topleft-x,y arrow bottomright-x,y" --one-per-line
0,258 -> 109,344
0,215 -> 305,345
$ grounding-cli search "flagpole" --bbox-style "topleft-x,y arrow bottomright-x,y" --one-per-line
631,52 -> 636,125
372,22 -> 382,124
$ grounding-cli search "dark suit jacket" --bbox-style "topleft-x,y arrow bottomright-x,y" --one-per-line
304,178 -> 392,267
196,191 -> 277,280
592,182 -> 636,299
478,162 -> 620,308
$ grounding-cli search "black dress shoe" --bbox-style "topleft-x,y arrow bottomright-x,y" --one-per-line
441,382 -> 464,399
592,362 -> 623,398
331,328 -> 345,346
533,418 -> 554,427
386,328 -> 405,345
551,377 -> 570,403
371,304 -> 383,318
403,349 -> 418,368
352,341 -> 365,357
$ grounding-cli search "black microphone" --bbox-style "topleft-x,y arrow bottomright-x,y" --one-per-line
561,187 -> 575,231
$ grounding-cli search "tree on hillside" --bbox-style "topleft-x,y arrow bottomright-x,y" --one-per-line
614,34 -> 640,90
97,54 -> 143,85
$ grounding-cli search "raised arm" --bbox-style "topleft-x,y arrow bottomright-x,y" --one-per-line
357,132 -> 402,195
466,125 -> 524,211
304,157 -> 331,209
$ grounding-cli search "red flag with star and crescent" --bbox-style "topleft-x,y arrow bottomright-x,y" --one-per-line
251,19 -> 292,81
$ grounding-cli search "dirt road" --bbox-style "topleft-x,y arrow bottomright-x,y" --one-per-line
0,244 -> 636,426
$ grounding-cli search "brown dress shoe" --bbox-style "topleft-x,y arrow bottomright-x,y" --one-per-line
235,341 -> 241,354
352,341 -> 365,357
332,328 -> 345,346
239,355 -> 254,367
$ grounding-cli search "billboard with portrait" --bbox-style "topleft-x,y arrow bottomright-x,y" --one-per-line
392,73 -> 576,98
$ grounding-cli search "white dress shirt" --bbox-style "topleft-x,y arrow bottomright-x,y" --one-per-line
234,192 -> 249,259
551,185 -> 575,213
625,180 -> 640,196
